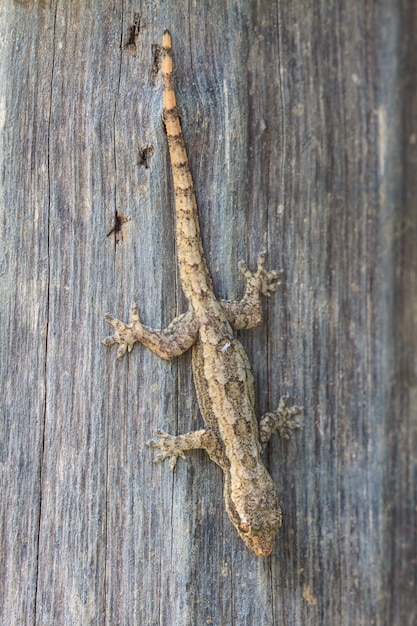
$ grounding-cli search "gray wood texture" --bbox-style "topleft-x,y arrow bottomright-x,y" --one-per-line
1,1 -> 416,624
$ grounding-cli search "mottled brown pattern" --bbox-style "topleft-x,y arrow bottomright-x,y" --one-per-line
103,30 -> 301,556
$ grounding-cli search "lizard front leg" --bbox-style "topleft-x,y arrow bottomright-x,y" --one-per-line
221,250 -> 283,329
147,428 -> 224,469
258,397 -> 303,451
103,304 -> 199,360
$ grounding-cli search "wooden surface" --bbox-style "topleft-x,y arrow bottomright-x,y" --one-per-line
1,1 -> 416,624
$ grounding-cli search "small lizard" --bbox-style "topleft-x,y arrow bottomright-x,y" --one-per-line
103,30 -> 301,557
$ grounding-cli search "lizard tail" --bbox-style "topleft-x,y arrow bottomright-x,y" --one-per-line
161,29 -> 213,304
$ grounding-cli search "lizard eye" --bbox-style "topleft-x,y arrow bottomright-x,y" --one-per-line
239,519 -> 251,534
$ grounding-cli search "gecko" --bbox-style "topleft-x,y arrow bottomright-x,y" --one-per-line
103,30 -> 301,557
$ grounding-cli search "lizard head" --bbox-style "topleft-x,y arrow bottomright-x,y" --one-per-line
225,471 -> 283,557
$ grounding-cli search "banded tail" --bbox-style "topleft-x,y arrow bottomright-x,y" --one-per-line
161,30 -> 213,304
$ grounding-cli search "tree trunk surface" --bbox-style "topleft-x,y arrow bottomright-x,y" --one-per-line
1,1 -> 416,625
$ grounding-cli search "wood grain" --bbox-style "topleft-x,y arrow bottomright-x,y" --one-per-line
1,1 -> 416,624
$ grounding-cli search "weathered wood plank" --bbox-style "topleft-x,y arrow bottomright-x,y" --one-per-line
0,3 -> 56,623
1,1 -> 416,625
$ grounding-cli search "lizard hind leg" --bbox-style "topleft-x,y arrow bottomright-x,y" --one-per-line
147,428 -> 222,470
238,249 -> 283,298
220,250 -> 283,330
103,303 -> 144,358
259,397 -> 303,451
103,304 -> 199,360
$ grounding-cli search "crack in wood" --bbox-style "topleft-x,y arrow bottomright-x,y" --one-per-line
149,43 -> 163,85
124,13 -> 141,55
107,211 -> 130,244
137,144 -> 154,169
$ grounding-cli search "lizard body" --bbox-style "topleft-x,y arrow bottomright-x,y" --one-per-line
104,30 -> 301,557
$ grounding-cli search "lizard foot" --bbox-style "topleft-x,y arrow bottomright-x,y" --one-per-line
259,396 -> 303,447
274,396 -> 303,438
102,303 -> 143,359
147,430 -> 186,470
238,250 -> 283,297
